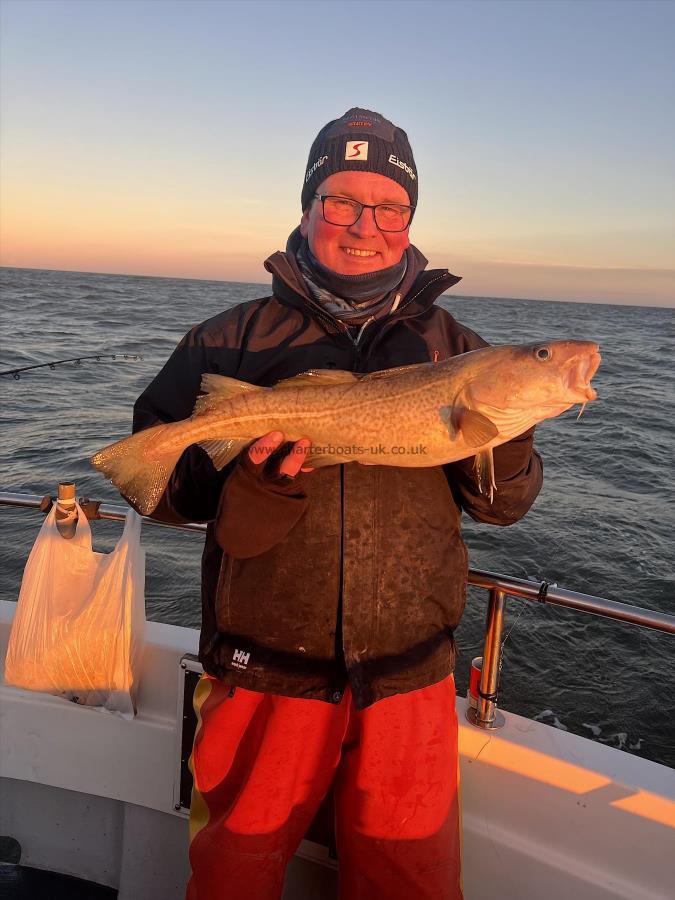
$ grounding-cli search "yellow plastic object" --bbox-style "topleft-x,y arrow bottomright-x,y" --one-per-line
4,502 -> 146,719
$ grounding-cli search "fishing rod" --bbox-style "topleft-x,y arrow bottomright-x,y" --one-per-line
0,353 -> 143,380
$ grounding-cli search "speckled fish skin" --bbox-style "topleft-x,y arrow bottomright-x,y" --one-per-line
91,340 -> 601,515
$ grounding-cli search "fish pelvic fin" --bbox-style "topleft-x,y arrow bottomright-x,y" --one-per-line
473,449 -> 497,502
198,438 -> 250,471
90,423 -> 185,516
194,373 -> 265,415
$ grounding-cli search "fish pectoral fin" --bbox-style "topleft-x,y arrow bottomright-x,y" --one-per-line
199,438 -> 250,470
193,374 -> 264,415
274,369 -> 361,388
456,407 -> 499,444
473,449 -> 497,502
440,406 -> 499,444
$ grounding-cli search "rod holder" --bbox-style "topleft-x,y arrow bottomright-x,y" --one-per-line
466,588 -> 506,729
57,482 -> 76,503
55,481 -> 78,539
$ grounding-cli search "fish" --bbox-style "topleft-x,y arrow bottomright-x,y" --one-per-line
91,340 -> 601,516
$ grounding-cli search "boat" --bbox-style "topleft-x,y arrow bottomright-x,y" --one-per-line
1,489 -> 674,899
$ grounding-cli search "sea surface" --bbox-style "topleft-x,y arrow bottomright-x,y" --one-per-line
1,266 -> 673,768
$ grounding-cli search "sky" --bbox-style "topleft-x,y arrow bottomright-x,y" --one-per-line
1,0 -> 674,306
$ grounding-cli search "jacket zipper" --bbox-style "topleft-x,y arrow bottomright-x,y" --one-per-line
361,272 -> 454,362
335,319 -> 374,694
335,463 -> 346,691
390,271 -> 451,317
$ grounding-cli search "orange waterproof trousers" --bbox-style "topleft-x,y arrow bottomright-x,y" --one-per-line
186,674 -> 463,900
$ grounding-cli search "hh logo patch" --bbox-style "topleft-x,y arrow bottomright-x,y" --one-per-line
346,141 -> 368,161
232,648 -> 250,670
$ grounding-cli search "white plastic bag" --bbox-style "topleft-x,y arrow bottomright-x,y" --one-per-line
4,502 -> 146,719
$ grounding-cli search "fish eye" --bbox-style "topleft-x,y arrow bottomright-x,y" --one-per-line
534,346 -> 551,361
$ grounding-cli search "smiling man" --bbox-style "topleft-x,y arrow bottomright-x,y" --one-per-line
131,108 -> 543,900
301,173 -> 412,272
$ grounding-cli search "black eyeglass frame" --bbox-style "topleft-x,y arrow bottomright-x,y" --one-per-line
313,194 -> 415,233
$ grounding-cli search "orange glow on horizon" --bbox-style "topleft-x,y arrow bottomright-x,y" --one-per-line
1,178 -> 673,303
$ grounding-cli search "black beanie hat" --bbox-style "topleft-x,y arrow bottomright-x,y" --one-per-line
301,108 -> 418,211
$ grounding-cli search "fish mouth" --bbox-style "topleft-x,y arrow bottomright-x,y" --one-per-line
565,346 -> 601,402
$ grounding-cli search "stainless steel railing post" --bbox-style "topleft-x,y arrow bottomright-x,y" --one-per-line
467,588 -> 506,729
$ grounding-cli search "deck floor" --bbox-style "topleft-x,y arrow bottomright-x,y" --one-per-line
0,863 -> 117,899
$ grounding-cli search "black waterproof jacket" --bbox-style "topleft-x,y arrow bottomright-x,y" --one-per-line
133,239 -> 543,708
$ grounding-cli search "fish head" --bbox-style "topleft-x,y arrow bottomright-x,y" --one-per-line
465,340 -> 601,429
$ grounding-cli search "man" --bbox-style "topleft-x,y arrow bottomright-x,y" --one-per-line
132,109 -> 543,899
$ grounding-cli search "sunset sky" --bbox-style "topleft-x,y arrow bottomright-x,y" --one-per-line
1,0 -> 673,306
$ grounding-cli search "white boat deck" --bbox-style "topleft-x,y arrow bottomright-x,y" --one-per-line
1,599 -> 673,899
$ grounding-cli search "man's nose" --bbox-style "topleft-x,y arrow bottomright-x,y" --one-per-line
348,205 -> 379,238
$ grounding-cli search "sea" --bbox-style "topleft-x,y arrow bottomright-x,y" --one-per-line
1,266 -> 673,769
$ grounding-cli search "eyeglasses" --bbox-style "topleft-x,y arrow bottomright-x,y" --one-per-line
314,194 -> 414,233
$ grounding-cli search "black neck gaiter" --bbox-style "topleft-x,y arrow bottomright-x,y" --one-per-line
297,239 -> 407,306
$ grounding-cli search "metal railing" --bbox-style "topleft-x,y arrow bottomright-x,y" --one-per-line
2,490 -> 674,731
0,491 -> 207,533
464,577 -> 675,729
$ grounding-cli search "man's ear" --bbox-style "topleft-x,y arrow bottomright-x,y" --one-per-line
299,206 -> 310,238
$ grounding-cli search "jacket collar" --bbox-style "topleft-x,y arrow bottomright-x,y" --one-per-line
264,228 -> 462,324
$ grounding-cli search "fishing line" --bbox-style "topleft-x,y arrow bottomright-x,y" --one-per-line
499,598 -> 529,669
0,353 -> 143,379
499,576 -> 557,666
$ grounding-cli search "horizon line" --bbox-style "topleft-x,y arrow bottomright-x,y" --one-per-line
1,263 -> 673,311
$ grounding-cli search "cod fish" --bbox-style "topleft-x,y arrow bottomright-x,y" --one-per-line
91,340 -> 601,516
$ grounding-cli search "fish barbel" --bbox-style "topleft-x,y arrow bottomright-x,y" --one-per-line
91,340 -> 601,515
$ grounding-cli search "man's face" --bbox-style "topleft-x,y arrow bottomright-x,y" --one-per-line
300,171 -> 411,275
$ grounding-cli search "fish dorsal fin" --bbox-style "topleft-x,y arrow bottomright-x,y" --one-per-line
361,361 -> 433,381
274,369 -> 361,388
440,405 -> 499,444
201,372 -> 263,397
193,373 -> 264,415
275,362 -> 430,389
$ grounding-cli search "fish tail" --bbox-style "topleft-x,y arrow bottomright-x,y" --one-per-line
90,422 -> 186,516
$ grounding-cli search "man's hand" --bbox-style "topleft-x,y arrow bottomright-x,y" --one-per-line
248,431 -> 314,478
216,431 -> 313,558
